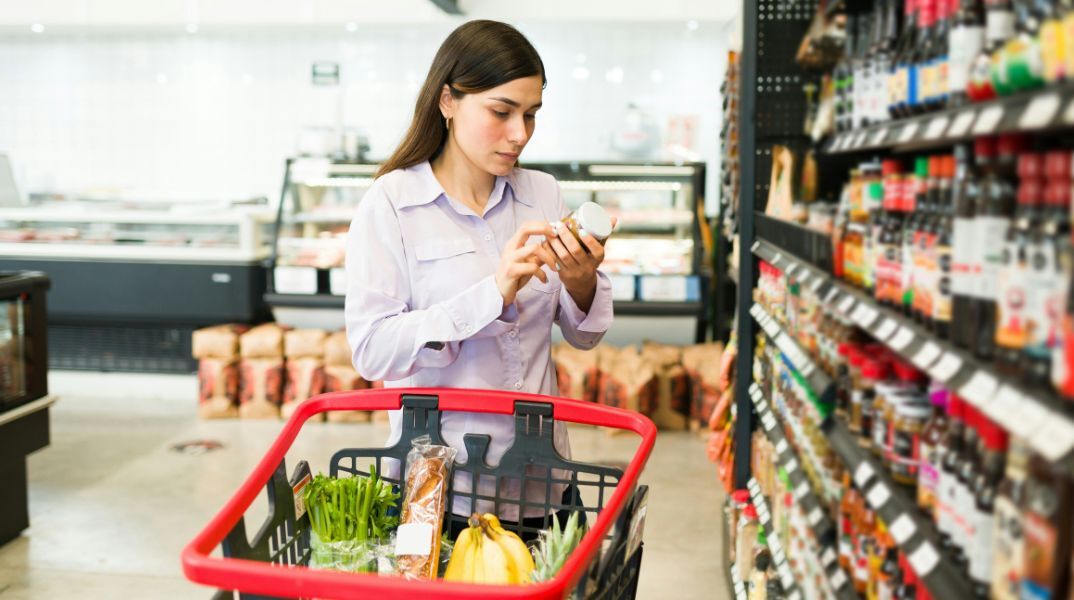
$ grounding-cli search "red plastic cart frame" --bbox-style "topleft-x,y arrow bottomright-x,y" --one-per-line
182,387 -> 657,599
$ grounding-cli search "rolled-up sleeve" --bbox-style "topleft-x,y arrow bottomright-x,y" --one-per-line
344,188 -> 509,381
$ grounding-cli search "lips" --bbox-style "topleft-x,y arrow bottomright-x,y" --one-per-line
497,152 -> 519,160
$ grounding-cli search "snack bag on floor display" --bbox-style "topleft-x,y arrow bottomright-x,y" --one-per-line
238,358 -> 284,419
192,324 -> 249,361
396,436 -> 457,581
239,323 -> 288,359
682,343 -> 725,430
599,346 -> 657,421
641,342 -> 691,430
285,328 -> 327,359
553,343 -> 601,403
282,357 -> 326,420
197,358 -> 240,419
323,330 -> 372,423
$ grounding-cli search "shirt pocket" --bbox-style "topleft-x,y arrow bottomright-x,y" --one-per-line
410,238 -> 484,305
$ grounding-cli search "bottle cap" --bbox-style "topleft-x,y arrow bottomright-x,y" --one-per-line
1017,179 -> 1043,207
943,155 -> 956,178
1045,150 -> 1072,180
997,134 -> 1030,156
849,348 -> 867,367
1050,180 -> 1072,208
894,361 -> 928,384
974,136 -> 997,158
837,342 -> 858,357
979,416 -> 1010,452
882,159 -> 902,177
744,504 -> 758,520
732,489 -> 750,505
1018,153 -> 1044,179
915,157 -> 930,178
928,156 -> 942,177
948,394 -> 964,419
575,201 -> 613,240
862,358 -> 892,380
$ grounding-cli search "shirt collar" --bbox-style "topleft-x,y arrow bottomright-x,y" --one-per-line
395,161 -> 531,209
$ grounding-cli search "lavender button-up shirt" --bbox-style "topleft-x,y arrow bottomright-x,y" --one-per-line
344,161 -> 613,519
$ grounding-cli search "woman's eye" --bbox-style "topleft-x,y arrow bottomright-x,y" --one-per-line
492,110 -> 509,118
524,114 -> 536,121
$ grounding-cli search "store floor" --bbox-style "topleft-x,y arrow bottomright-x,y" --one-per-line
0,371 -> 726,599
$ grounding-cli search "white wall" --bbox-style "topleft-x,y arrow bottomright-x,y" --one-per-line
0,20 -> 733,208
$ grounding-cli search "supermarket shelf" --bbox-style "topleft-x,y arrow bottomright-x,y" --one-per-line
748,383 -> 859,600
821,419 -> 975,599
751,237 -> 1074,470
824,81 -> 1074,155
746,477 -> 804,600
0,242 -> 270,264
266,291 -> 705,318
749,303 -> 834,400
729,561 -> 748,600
292,211 -> 357,224
753,212 -> 833,273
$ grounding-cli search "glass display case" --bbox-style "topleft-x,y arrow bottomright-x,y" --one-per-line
0,272 -> 48,413
266,159 -> 710,340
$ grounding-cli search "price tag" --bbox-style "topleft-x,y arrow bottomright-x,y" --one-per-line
855,131 -> 869,147
810,277 -> 824,293
776,439 -> 789,455
852,304 -> 880,328
771,252 -> 783,266
911,341 -> 942,369
908,542 -> 940,576
1016,402 -> 1051,439
786,263 -> 798,276
924,115 -> 950,139
395,523 -> 435,556
763,413 -> 778,431
928,352 -> 965,383
947,110 -> 977,138
1020,92 -> 1061,129
973,105 -> 1004,135
749,304 -> 762,319
780,565 -> 795,589
759,506 -> 771,524
1034,417 -> 1074,461
889,326 -> 916,351
854,462 -> 876,488
873,318 -> 899,341
992,385 -> 1025,425
898,122 -> 920,143
959,370 -> 998,409
866,483 -> 892,509
889,513 -> 918,545
795,480 -> 811,501
800,361 -> 817,378
830,570 -> 848,590
785,457 -> 800,474
870,127 -> 889,146
751,240 -> 762,252
798,270 -> 812,284
825,286 -> 841,304
838,295 -> 856,314
821,548 -> 837,568
809,506 -> 824,527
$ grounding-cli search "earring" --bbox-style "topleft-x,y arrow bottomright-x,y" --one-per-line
445,116 -> 451,130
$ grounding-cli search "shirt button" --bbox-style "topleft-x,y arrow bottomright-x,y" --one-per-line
484,234 -> 492,242
509,331 -> 517,339
514,382 -> 522,389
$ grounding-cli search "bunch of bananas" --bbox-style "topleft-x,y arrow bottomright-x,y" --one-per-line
443,513 -> 535,585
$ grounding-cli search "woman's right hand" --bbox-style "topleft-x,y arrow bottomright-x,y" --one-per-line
496,221 -> 558,307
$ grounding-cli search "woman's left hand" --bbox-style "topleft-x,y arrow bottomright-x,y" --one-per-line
543,218 -> 616,312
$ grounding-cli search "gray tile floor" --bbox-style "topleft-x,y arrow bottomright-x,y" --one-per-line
0,371 -> 727,599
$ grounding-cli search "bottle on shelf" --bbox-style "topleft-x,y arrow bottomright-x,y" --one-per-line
933,155 -> 956,339
918,385 -> 950,514
912,156 -> 942,326
1023,150 -> 1072,388
836,13 -> 856,133
968,415 -> 1007,599
975,134 -> 1027,361
916,0 -> 941,114
991,439 -> 1029,600
936,395 -> 966,550
995,153 -> 1043,377
878,159 -> 907,308
1020,453 -> 1074,599
952,139 -> 992,351
904,157 -> 930,317
853,13 -> 872,130
1040,0 -> 1068,83
949,0 -> 987,107
875,0 -> 900,124
840,470 -> 863,572
997,0 -> 1045,95
967,0 -> 1016,102
929,0 -> 954,109
952,403 -> 982,568
891,0 -> 919,118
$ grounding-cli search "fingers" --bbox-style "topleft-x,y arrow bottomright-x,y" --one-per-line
534,242 -> 559,271
556,225 -> 588,263
577,229 -> 605,260
509,221 -> 556,250
548,235 -> 579,268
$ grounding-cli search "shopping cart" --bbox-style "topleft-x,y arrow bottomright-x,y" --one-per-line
182,387 -> 656,599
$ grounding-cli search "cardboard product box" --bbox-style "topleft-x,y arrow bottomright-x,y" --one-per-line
238,358 -> 285,419
192,324 -> 249,360
240,323 -> 288,359
197,358 -> 239,419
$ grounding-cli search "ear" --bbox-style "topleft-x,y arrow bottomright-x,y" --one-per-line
439,84 -> 456,119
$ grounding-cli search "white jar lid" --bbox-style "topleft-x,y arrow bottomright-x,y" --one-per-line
576,201 -> 613,240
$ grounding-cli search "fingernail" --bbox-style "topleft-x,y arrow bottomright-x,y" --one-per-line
579,228 -> 589,237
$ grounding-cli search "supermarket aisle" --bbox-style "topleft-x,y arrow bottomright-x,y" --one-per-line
0,372 -> 726,599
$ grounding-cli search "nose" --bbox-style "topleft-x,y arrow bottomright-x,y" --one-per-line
507,114 -> 529,147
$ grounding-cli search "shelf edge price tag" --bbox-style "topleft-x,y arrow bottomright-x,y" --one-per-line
908,542 -> 940,576
924,115 -> 950,140
810,277 -> 824,293
329,267 -> 347,296
837,295 -> 856,314
866,482 -> 892,509
992,385 -> 1025,427
798,270 -> 812,284
1020,92 -> 1061,129
928,352 -> 964,383
870,127 -> 888,146
947,110 -> 977,138
785,457 -> 800,474
889,325 -> 916,351
854,461 -> 876,488
830,570 -> 848,590
911,341 -> 942,370
776,438 -> 789,455
898,122 -> 920,143
852,304 -> 879,328
1034,416 -> 1074,461
808,506 -> 824,527
959,370 -> 999,409
821,548 -> 837,568
973,105 -> 1004,135
889,513 -> 918,545
873,318 -> 899,341
825,287 -> 841,304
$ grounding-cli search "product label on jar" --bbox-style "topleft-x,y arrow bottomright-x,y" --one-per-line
991,497 -> 1025,600
914,228 -> 938,318
935,470 -> 955,540
995,236 -> 1029,351
890,427 -> 921,483
1026,238 -> 1062,364
978,217 -> 1011,301
1023,510 -> 1059,597
953,481 -> 975,559
969,505 -> 995,585
950,26 -> 986,93
876,242 -> 903,304
934,242 -> 953,324
952,217 -> 978,296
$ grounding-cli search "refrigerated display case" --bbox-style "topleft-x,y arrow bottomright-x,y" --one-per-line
266,159 -> 712,341
0,198 -> 275,373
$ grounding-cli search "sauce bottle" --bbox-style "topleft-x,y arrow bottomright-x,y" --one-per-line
1041,0 -> 1068,84
999,0 -> 1045,94
913,156 -> 942,325
995,155 -> 1042,377
936,395 -> 966,549
840,471 -> 860,572
949,0 -> 986,107
1020,454 -> 1073,600
859,356 -> 892,450
949,139 -> 988,347
969,415 -> 1008,598
933,155 -> 956,339
918,385 -> 950,515
968,0 -> 1015,101
904,158 -> 931,316
879,160 -> 906,307
952,403 -> 982,567
975,134 -> 1027,360
991,439 -> 1030,600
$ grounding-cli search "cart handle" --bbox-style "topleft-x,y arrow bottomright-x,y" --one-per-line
182,387 -> 658,599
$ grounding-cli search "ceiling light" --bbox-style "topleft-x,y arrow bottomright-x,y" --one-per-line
346,21 -> 358,32
687,20 -> 699,31
30,24 -> 44,33
572,66 -> 590,81
605,67 -> 624,84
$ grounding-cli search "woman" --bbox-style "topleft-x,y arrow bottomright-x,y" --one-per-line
344,20 -> 614,534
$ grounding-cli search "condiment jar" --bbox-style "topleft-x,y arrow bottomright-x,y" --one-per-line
560,202 -> 613,245
890,400 -> 933,487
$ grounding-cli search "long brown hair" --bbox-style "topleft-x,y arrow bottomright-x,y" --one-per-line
375,20 -> 546,178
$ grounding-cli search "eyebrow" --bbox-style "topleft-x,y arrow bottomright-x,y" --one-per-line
490,97 -> 542,110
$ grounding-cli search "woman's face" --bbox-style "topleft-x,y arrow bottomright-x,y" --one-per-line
444,75 -> 543,177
